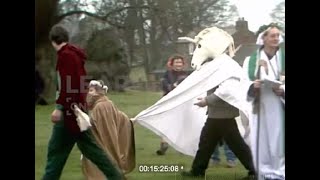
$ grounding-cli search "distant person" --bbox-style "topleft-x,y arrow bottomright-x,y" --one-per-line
35,68 -> 45,105
211,140 -> 237,168
35,54 -> 48,105
156,54 -> 189,155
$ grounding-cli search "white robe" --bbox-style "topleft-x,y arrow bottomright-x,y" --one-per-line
243,50 -> 285,180
133,54 -> 250,157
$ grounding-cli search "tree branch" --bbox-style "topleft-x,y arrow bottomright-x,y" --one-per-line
57,5 -> 151,23
199,0 -> 219,12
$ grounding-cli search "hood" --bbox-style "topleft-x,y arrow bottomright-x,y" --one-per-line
59,43 -> 87,62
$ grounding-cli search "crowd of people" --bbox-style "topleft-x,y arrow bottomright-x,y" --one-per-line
39,23 -> 285,180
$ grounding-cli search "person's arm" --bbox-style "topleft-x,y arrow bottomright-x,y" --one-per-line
281,85 -> 285,93
56,52 -> 78,111
175,73 -> 188,86
205,92 -> 220,106
162,71 -> 172,93
194,77 -> 240,107
205,77 -> 240,106
280,84 -> 285,103
272,84 -> 285,98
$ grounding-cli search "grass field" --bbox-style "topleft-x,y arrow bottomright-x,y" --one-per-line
35,90 -> 248,180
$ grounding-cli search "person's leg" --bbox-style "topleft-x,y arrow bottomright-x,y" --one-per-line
224,118 -> 255,176
184,118 -> 224,176
77,130 -> 123,180
156,138 -> 169,155
224,142 -> 236,161
42,123 -> 76,180
211,145 -> 220,164
224,141 -> 237,168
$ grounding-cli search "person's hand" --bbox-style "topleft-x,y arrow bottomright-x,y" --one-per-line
253,79 -> 262,89
173,82 -> 178,88
249,79 -> 262,97
130,118 -> 137,125
194,97 -> 207,107
258,60 -> 268,74
73,104 -> 80,116
272,85 -> 284,97
51,109 -> 63,123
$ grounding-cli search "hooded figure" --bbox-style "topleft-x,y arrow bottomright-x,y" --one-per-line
55,43 -> 88,135
42,25 -> 123,180
82,80 -> 136,180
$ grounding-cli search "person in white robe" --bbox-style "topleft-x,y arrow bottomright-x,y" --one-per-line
242,24 -> 285,180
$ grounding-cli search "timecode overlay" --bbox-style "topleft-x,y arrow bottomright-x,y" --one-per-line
138,164 -> 184,173
138,164 -> 249,180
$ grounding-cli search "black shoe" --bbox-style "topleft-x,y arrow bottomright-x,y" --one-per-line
181,170 -> 205,178
156,150 -> 165,155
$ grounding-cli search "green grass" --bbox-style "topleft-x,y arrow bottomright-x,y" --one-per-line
35,90 -> 248,180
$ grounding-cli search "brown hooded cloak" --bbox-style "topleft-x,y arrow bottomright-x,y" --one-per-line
82,95 -> 135,180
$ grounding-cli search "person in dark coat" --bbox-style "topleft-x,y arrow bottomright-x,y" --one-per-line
156,54 -> 189,155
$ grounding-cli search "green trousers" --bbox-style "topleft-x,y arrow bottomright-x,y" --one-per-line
42,121 -> 122,180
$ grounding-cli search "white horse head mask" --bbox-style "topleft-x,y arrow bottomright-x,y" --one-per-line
179,27 -> 236,70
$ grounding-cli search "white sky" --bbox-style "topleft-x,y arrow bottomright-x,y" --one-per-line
230,0 -> 284,32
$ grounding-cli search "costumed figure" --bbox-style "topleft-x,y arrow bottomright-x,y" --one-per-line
82,80 -> 136,180
242,23 -> 285,180
132,27 -> 255,179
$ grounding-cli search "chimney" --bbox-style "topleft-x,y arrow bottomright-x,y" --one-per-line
236,17 -> 249,32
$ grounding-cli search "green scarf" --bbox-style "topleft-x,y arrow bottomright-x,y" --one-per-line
248,47 -> 285,81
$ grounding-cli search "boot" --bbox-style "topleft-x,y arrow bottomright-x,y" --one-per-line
156,142 -> 169,155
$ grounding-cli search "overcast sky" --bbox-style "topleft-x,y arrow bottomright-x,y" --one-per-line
230,0 -> 284,32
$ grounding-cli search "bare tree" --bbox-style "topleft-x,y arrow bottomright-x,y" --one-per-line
134,0 -> 238,71
35,0 -> 151,97
35,0 -> 239,97
270,1 -> 285,30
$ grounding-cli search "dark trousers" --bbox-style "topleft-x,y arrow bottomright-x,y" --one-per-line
42,122 -> 122,180
191,118 -> 255,175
